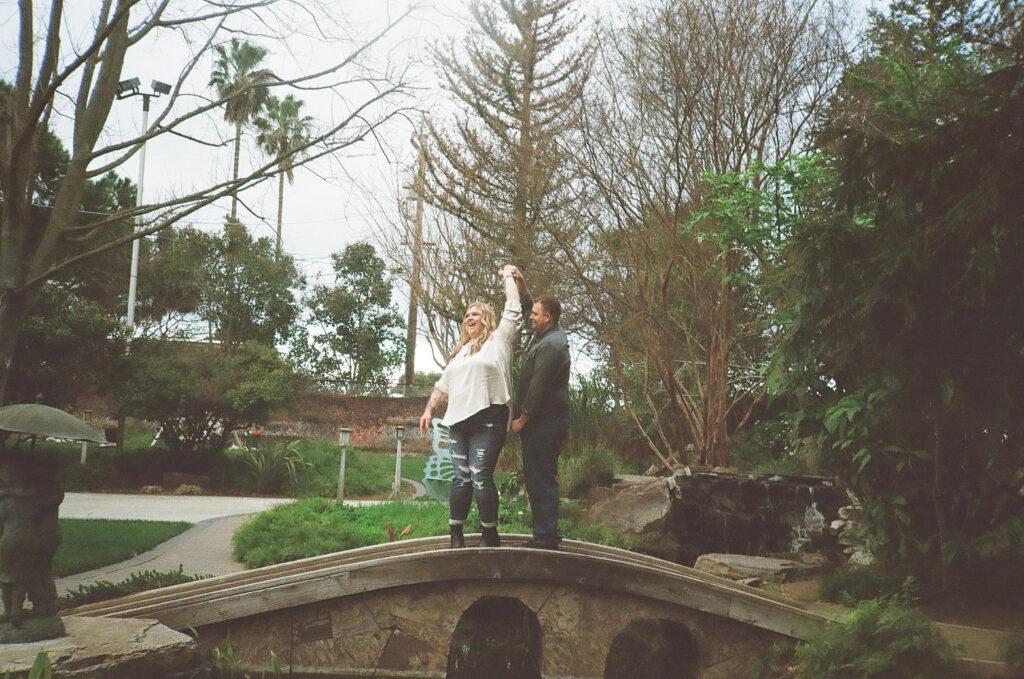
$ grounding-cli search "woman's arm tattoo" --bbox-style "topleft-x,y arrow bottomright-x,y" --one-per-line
427,388 -> 447,412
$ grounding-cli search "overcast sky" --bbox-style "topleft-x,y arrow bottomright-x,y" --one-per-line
1,1 -> 473,370
2,0 -> 871,374
0,1 -> 472,263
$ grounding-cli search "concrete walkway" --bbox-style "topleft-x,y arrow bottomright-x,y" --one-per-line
59,492 -> 295,522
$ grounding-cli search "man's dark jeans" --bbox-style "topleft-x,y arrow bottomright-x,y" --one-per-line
520,412 -> 569,546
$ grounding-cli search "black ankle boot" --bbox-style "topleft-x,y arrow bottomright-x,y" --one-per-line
450,524 -> 465,549
480,526 -> 501,547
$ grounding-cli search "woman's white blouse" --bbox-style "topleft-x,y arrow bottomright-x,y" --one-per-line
435,299 -> 521,427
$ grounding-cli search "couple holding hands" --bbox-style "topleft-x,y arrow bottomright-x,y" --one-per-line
419,265 -> 570,550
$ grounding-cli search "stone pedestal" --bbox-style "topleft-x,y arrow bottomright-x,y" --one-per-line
0,616 -> 64,644
0,616 -> 196,678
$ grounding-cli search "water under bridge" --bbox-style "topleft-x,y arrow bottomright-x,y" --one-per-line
69,535 -> 832,678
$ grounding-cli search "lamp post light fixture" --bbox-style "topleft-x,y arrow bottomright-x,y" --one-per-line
118,78 -> 171,330
337,428 -> 352,503
391,425 -> 406,499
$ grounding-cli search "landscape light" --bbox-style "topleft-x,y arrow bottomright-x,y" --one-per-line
391,425 -> 406,499
116,77 -> 141,98
337,428 -> 352,502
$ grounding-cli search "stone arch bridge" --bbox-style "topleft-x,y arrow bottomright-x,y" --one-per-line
70,536 -> 830,678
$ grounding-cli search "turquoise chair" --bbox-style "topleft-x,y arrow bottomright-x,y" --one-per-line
421,418 -> 453,502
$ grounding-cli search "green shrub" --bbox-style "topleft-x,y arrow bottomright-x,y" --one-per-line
232,496 -> 625,567
58,566 -> 205,610
232,498 -> 455,567
240,440 -> 310,494
794,599 -> 954,678
818,566 -> 910,605
559,444 -> 617,499
746,641 -> 797,678
287,443 -> 427,498
58,434 -> 429,498
497,493 -> 532,532
57,444 -> 166,491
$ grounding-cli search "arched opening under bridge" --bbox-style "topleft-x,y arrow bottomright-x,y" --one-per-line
604,618 -> 700,679
447,595 -> 542,679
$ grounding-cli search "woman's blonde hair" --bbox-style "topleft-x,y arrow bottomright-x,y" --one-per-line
446,301 -> 498,363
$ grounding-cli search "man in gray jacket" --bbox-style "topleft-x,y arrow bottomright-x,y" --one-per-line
510,273 -> 570,550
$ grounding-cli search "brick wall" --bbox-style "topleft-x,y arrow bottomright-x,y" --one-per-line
267,392 -> 433,454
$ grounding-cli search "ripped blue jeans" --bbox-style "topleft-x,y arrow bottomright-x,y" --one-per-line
448,404 -> 508,527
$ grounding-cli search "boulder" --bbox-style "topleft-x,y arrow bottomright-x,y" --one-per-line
582,476 -> 672,534
693,553 -> 800,583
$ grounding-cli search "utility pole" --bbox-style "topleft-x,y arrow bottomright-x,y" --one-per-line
404,129 -> 426,396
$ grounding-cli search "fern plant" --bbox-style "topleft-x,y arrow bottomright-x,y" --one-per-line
794,599 -> 954,678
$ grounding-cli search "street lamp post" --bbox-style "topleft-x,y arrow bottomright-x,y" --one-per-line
391,425 -> 405,499
114,78 -> 169,453
117,78 -> 171,330
337,428 -> 352,503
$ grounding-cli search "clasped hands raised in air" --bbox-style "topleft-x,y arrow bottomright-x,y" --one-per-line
499,263 -> 523,283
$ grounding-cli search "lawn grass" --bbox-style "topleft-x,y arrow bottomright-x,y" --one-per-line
232,498 -> 458,567
231,494 -> 628,568
54,518 -> 191,576
285,442 -> 429,498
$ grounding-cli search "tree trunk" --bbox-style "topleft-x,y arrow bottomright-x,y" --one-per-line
931,415 -> 950,589
512,15 -> 536,265
231,121 -> 243,222
701,249 -> 739,467
0,289 -> 28,401
275,171 -> 284,259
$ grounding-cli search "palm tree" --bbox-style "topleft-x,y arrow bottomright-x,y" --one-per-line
209,39 -> 277,223
256,94 -> 314,258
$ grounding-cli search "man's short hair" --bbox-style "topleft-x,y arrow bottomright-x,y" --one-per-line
536,294 -> 561,325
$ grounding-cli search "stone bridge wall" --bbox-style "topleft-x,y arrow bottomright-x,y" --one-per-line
195,578 -> 785,679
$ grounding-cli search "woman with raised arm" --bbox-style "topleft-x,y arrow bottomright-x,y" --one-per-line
419,264 -> 522,548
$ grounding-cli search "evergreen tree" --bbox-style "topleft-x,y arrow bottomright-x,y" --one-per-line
290,243 -> 404,395
412,0 -> 591,354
